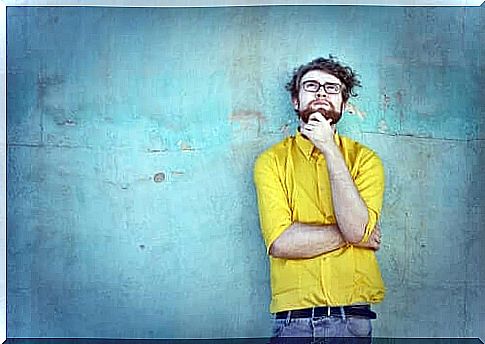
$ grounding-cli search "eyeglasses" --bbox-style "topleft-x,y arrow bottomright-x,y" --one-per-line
301,80 -> 342,94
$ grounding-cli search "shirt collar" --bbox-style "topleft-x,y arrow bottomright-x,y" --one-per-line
295,129 -> 341,161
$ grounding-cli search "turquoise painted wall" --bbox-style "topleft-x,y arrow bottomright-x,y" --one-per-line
7,5 -> 484,339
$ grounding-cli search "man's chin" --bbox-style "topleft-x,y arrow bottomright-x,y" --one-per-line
300,108 -> 332,124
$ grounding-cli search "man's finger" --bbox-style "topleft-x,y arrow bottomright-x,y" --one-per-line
308,117 -> 323,124
301,129 -> 313,138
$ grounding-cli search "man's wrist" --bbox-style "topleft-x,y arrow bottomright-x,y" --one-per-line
318,139 -> 339,156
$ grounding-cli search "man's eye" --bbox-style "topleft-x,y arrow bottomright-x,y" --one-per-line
305,82 -> 319,89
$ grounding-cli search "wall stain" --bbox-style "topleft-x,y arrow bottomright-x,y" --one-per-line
345,103 -> 366,120
395,89 -> 404,104
382,93 -> 391,112
37,72 -> 65,110
378,119 -> 389,133
147,148 -> 168,153
50,15 -> 59,24
230,109 -> 266,135
177,141 -> 195,152
54,118 -> 76,127
153,172 -> 166,183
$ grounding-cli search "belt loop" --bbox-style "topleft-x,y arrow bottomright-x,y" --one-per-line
312,307 -> 315,319
327,306 -> 330,317
340,306 -> 346,320
285,310 -> 291,325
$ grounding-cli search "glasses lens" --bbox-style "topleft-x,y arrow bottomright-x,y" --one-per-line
303,81 -> 319,92
325,84 -> 341,94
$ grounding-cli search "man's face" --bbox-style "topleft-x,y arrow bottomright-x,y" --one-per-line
293,70 -> 345,124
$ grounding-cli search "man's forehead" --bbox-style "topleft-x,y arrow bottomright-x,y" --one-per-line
301,70 -> 341,84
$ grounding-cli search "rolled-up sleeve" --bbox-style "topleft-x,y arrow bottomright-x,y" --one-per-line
353,149 -> 385,243
253,152 -> 292,254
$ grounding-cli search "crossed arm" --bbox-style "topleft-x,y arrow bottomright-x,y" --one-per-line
268,114 -> 382,260
269,222 -> 381,259
265,151 -> 382,259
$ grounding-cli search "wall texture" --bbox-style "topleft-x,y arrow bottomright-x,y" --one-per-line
6,5 -> 484,339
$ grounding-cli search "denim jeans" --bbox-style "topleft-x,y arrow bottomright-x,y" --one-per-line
270,313 -> 373,344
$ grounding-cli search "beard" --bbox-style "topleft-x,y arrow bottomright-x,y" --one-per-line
299,100 -> 343,125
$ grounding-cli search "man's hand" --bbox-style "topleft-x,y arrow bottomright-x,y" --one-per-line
354,224 -> 381,251
301,112 -> 335,152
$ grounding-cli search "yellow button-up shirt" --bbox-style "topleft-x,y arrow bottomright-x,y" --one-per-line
254,131 -> 385,313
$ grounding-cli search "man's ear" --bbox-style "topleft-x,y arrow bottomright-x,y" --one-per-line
292,98 -> 299,110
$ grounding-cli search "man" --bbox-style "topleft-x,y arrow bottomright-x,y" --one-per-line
254,56 -> 385,343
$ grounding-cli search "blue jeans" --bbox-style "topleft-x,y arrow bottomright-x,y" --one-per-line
270,313 -> 372,344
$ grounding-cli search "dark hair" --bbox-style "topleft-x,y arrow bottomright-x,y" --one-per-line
286,55 -> 361,103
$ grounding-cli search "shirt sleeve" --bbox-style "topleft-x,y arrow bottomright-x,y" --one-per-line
253,151 -> 293,254
353,149 -> 385,243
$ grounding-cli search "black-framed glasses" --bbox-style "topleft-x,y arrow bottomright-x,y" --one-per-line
301,80 -> 342,94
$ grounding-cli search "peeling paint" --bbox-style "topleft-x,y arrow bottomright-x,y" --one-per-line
177,141 -> 195,152
378,119 -> 389,133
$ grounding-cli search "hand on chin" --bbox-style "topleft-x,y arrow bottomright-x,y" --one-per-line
300,107 -> 329,124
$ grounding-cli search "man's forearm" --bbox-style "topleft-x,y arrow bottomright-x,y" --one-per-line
321,143 -> 369,243
270,222 -> 346,259
301,116 -> 372,244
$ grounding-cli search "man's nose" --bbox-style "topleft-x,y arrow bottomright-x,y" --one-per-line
316,86 -> 327,98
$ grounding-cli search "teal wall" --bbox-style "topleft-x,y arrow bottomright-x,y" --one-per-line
7,5 -> 484,339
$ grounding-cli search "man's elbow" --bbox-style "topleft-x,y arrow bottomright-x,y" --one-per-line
345,234 -> 364,245
342,225 -> 366,244
269,241 -> 283,258
341,213 -> 369,244
269,238 -> 294,259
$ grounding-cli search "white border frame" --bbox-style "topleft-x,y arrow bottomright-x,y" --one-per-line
0,1 -> 483,343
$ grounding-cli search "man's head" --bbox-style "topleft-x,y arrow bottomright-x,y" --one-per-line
286,56 -> 361,124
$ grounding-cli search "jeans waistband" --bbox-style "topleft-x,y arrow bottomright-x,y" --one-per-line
275,305 -> 377,320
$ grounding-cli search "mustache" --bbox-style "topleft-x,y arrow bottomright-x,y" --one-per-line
310,100 -> 329,106
298,101 -> 342,124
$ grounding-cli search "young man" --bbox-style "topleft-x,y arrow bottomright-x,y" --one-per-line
254,56 -> 385,343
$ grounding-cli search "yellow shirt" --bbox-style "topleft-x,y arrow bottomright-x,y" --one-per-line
253,131 -> 386,313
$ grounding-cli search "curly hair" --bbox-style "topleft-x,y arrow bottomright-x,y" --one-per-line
286,55 -> 361,103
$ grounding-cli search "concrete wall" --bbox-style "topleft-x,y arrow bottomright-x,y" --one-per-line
6,5 -> 484,339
